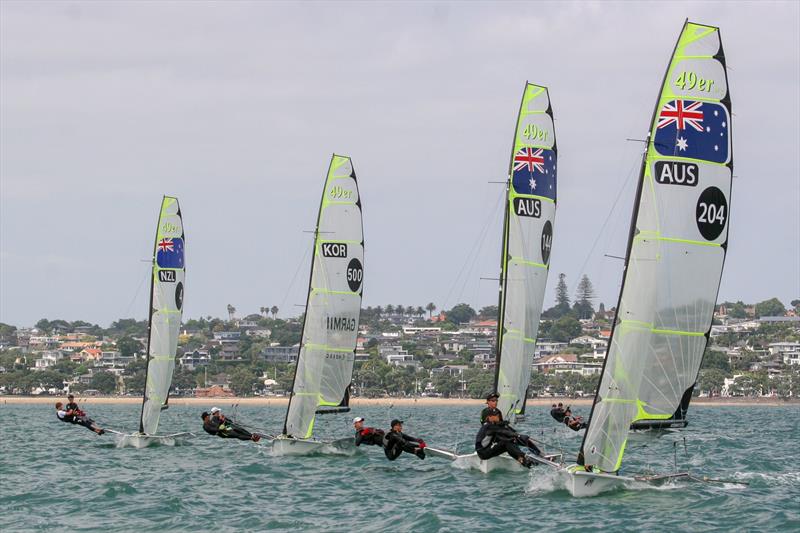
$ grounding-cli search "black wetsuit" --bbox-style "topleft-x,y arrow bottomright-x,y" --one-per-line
213,416 -> 254,441
383,430 -> 425,460
202,417 -> 220,436
565,417 -> 587,432
475,421 -> 540,463
355,427 -> 385,447
57,409 -> 101,433
550,407 -> 566,423
65,402 -> 79,420
480,407 -> 504,424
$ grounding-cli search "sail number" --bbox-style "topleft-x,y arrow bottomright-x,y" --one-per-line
346,258 -> 363,292
674,71 -> 715,92
522,123 -> 548,142
541,220 -> 553,265
695,186 -> 728,240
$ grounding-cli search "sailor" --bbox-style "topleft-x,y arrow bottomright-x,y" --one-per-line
65,394 -> 79,417
200,412 -> 219,436
383,419 -> 426,460
550,402 -> 567,423
55,402 -> 104,435
474,408 -> 535,467
353,417 -> 384,447
564,408 -> 586,432
480,392 -> 504,424
209,407 -> 261,442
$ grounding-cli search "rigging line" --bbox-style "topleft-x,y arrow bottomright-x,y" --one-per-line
278,238 -> 312,315
120,261 -> 151,318
441,186 -> 505,310
573,155 -> 641,286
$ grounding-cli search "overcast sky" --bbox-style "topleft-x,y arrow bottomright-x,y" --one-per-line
1,1 -> 798,327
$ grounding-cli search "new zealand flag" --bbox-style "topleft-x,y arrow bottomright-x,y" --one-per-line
156,237 -> 184,269
653,100 -> 729,163
511,146 -> 556,201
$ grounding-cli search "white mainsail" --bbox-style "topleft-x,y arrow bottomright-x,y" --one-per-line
579,21 -> 732,473
283,155 -> 364,440
139,196 -> 185,436
495,83 -> 557,421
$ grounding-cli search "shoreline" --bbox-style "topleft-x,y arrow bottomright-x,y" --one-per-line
2,396 -> 797,407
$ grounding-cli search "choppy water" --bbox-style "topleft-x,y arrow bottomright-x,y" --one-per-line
1,402 -> 798,532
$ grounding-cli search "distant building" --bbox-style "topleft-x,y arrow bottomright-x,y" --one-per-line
180,349 -> 211,370
195,384 -> 235,397
261,345 -> 299,364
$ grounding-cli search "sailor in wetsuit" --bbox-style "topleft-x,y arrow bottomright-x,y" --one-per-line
383,419 -> 426,460
480,392 -> 504,424
563,408 -> 587,431
353,417 -> 384,447
550,402 -> 567,423
207,407 -> 261,442
65,394 -> 79,417
201,412 -> 219,435
475,408 -> 539,467
55,402 -> 104,435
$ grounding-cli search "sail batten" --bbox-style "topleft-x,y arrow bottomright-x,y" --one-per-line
283,155 -> 364,439
139,196 -> 185,436
580,21 -> 732,472
494,83 -> 557,421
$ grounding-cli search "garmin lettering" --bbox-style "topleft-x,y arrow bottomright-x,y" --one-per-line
326,316 -> 357,332
514,197 -> 541,218
321,242 -> 348,258
655,161 -> 698,187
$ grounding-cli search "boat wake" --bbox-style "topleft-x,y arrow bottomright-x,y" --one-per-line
112,432 -> 194,449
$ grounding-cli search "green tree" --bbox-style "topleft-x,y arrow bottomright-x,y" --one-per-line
90,371 -> 117,394
478,306 -> 498,320
755,298 -> 786,318
117,336 -> 144,358
426,302 -> 437,318
572,275 -> 596,319
548,316 -> 582,342
230,367 -> 258,396
697,368 -> 728,395
446,303 -> 476,325
700,348 -> 730,372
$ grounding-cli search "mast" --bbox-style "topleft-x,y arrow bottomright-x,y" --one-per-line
579,20 -> 732,472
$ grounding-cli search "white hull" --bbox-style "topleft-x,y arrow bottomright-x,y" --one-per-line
272,436 -> 356,456
564,465 -> 632,497
112,431 -> 194,449
454,452 -> 527,473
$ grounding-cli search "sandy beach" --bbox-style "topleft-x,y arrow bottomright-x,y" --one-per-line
3,395 -> 797,408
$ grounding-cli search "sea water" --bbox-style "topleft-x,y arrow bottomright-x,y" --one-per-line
1,402 -> 797,532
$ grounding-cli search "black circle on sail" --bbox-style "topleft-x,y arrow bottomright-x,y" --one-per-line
346,258 -> 363,292
695,186 -> 728,241
541,220 -> 553,265
175,282 -> 184,310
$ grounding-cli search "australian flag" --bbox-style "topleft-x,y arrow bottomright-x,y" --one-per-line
654,100 -> 729,163
511,146 -> 556,201
156,237 -> 184,268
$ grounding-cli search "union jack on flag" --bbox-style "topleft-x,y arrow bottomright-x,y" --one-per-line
657,100 -> 704,132
158,238 -> 174,253
513,147 -> 545,174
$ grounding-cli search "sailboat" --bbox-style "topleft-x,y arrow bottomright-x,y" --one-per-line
564,20 -> 732,496
113,196 -> 191,448
272,154 -> 364,456
426,83 -> 559,472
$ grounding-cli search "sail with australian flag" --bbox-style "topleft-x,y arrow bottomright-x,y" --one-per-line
139,196 -> 186,436
494,83 -> 557,422
275,154 -> 364,455
567,21 -> 733,494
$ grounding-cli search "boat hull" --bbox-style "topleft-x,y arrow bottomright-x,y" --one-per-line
111,431 -> 194,448
564,465 -> 632,497
272,437 -> 326,456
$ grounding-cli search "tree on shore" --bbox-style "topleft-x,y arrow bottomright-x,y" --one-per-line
426,302 -> 437,318
573,274 -> 596,319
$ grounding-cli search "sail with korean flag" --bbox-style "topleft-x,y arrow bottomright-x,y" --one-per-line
277,154 -> 364,452
577,20 -> 732,475
494,83 -> 557,421
139,196 -> 186,436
